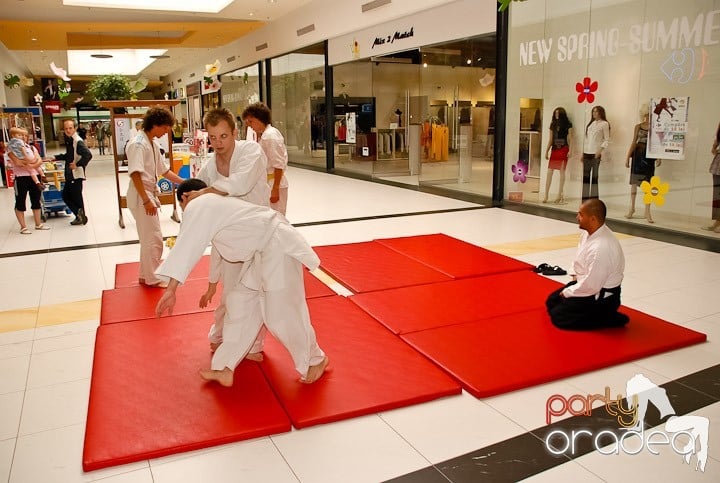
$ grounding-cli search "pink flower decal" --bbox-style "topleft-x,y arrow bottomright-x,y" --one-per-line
576,77 -> 598,103
511,161 -> 528,183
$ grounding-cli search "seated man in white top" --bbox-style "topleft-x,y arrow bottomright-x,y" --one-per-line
545,198 -> 629,329
155,178 -> 328,387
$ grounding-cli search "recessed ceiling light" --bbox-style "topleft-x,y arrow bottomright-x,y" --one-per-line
91,54 -> 113,58
31,37 -> 37,41
63,0 -> 233,14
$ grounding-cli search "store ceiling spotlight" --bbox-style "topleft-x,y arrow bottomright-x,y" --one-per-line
63,0 -> 233,14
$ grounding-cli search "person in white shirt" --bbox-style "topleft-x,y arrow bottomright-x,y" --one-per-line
242,102 -> 289,215
154,178 -> 329,387
545,199 -> 629,329
187,108 -> 270,359
126,108 -> 185,287
582,105 -> 610,201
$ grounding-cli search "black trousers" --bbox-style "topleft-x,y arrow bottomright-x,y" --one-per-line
546,281 -> 629,330
582,154 -> 600,201
62,178 -> 85,216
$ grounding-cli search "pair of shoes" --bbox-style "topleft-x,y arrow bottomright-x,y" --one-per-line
70,217 -> 83,225
78,208 -> 88,225
534,263 -> 551,273
20,227 -> 31,235
542,265 -> 567,276
34,224 -> 50,230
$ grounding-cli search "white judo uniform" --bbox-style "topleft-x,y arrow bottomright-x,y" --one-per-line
257,124 -> 289,215
156,194 -> 325,376
196,140 -> 270,350
126,132 -> 169,285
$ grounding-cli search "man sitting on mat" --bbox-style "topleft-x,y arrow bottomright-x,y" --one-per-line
545,198 -> 630,329
154,178 -> 329,387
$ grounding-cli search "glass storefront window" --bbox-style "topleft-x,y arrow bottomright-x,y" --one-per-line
220,64 -> 260,140
332,34 -> 497,198
507,0 -> 720,238
269,42 -> 326,168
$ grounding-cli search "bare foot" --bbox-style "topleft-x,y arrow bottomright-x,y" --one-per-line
199,367 -> 234,387
245,352 -> 264,362
209,341 -> 220,353
300,356 -> 329,384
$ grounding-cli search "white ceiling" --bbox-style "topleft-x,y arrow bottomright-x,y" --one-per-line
1,0 -> 315,79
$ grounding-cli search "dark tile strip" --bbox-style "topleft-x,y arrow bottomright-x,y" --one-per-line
386,364 -> 720,482
0,207 -> 485,259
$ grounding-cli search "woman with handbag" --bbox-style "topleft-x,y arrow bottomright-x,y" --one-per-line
703,122 -> 720,233
624,104 -> 661,223
543,107 -> 573,204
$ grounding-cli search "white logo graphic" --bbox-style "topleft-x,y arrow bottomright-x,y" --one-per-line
545,373 -> 709,472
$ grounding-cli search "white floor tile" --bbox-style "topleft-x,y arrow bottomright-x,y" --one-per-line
380,392 -> 527,463
11,424 -> 148,483
0,438 -> 14,483
0,356 -> 29,395
19,379 -> 90,436
0,391 -> 23,440
34,320 -> 99,339
89,468 -> 154,483
632,345 -> 720,381
0,341 -> 32,360
272,415 -> 429,483
150,438 -> 297,483
0,329 -> 35,347
40,250 -> 107,306
31,331 -> 96,354
26,345 -> 93,389
519,460 -> 605,482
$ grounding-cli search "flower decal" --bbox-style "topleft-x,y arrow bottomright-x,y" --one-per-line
640,176 -> 670,206
33,93 -> 43,105
165,236 -> 176,249
511,160 -> 528,183
576,77 -> 598,103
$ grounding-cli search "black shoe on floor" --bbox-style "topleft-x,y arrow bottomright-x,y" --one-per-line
79,208 -> 88,225
70,217 -> 83,225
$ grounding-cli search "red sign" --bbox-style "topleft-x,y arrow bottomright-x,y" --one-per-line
43,101 -> 62,114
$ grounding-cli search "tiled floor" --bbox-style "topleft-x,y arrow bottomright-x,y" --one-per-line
0,152 -> 718,482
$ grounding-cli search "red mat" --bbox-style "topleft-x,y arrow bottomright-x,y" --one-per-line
401,308 -> 707,398
83,312 -> 291,471
114,256 -> 211,288
350,271 -> 564,334
313,241 -> 452,293
258,296 -> 462,428
376,233 -> 534,278
100,278 -> 222,325
115,258 -> 334,299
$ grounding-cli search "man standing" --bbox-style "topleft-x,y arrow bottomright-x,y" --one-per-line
189,108 -> 269,358
55,119 -> 92,225
155,178 -> 328,387
545,199 -> 629,329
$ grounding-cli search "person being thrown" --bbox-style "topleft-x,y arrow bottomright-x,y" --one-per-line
154,178 -> 329,387
545,198 -> 629,329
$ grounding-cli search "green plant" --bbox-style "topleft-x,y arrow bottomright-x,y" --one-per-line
86,74 -> 135,101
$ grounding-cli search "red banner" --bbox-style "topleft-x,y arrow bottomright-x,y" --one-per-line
43,101 -> 62,114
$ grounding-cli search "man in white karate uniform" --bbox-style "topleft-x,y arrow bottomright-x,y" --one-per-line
189,108 -> 270,359
155,178 -> 328,387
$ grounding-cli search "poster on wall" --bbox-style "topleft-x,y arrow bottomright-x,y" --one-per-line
346,112 -> 356,144
647,97 -> 689,160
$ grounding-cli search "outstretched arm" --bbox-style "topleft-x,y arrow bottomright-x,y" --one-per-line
156,279 -> 181,317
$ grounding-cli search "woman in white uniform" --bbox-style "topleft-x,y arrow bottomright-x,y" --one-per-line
126,107 -> 185,287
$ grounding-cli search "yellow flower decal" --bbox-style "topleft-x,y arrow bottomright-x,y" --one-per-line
165,236 -> 176,249
640,176 -> 670,206
204,60 -> 221,77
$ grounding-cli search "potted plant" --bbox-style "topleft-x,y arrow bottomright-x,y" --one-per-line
86,74 -> 135,111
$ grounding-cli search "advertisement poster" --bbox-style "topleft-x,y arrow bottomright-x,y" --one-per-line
647,97 -> 689,160
346,112 -> 356,144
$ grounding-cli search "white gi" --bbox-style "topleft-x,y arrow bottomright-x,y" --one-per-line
562,224 -> 624,298
258,124 -> 289,215
126,132 -> 168,285
196,140 -> 270,350
156,194 -> 325,376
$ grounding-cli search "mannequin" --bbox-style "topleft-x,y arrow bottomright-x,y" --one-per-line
625,104 -> 661,223
543,107 -> 573,204
582,106 -> 610,201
